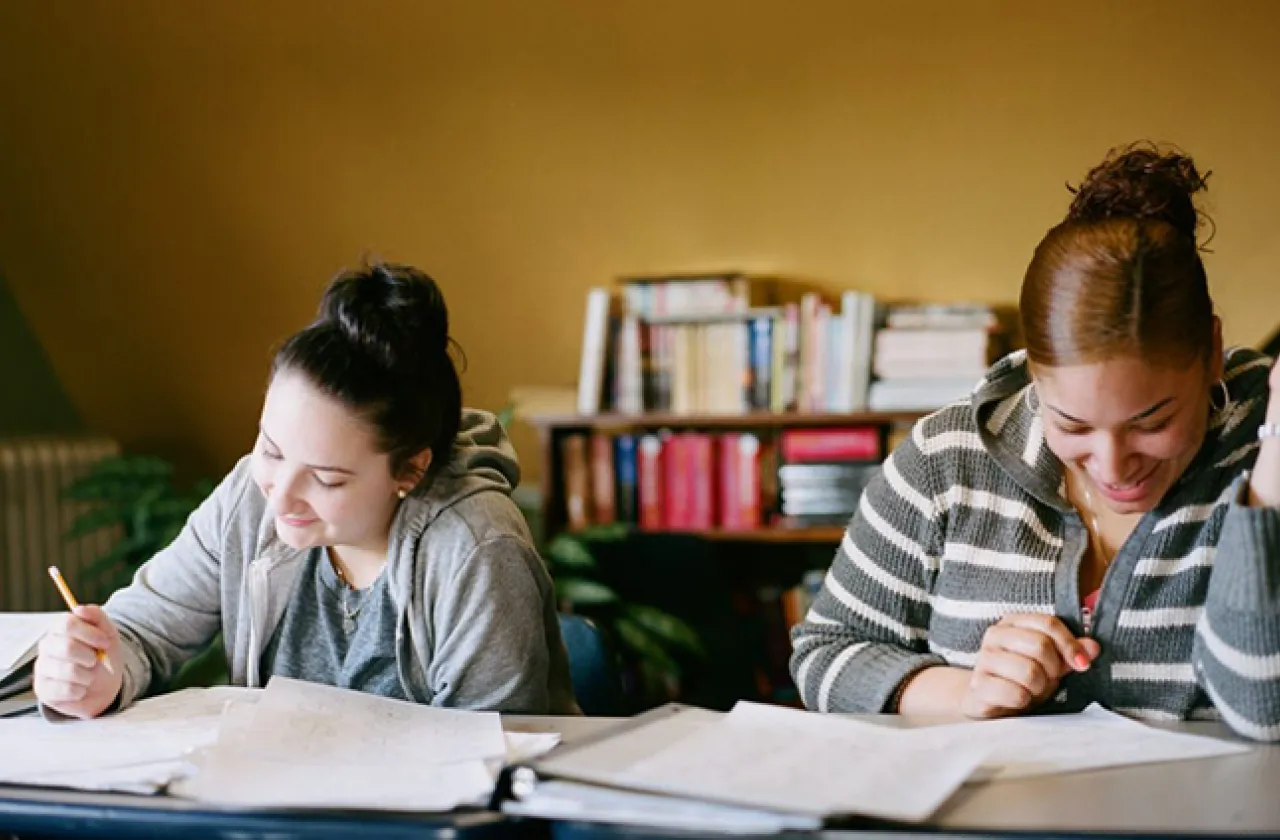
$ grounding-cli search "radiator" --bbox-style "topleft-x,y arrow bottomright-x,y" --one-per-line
0,437 -> 121,612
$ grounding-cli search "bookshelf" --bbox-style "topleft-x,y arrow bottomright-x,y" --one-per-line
525,409 -> 925,545
537,272 -> 1004,707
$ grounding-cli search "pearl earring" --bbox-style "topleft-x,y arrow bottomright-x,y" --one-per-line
397,489 -> 408,500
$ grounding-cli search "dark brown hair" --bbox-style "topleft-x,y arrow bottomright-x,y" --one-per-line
273,262 -> 463,484
1020,142 -> 1214,367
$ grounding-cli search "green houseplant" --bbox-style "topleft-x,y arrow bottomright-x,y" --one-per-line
542,524 -> 704,707
63,454 -> 223,688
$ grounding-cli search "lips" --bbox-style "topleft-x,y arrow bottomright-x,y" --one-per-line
1093,468 -> 1156,504
277,514 -> 318,528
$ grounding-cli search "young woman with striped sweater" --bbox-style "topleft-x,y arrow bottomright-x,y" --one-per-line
790,144 -> 1280,740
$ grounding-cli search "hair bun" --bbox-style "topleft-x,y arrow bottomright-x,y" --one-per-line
319,262 -> 451,368
1066,143 -> 1210,242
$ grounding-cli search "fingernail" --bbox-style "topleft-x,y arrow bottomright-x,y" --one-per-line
1074,653 -> 1091,670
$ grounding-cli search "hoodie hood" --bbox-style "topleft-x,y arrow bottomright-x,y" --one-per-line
969,349 -> 1067,510
415,408 -> 521,520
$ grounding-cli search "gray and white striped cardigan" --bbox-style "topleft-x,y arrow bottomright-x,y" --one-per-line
790,347 -> 1280,740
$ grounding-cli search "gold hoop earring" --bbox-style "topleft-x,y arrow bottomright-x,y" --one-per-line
1210,380 -> 1230,412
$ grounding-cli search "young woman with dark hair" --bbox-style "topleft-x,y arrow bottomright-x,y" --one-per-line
792,144 -> 1280,739
36,262 -> 578,718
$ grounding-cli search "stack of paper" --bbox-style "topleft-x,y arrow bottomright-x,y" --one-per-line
0,676 -> 561,807
176,677 -> 512,811
505,701 -> 1252,832
0,686 -> 258,793
0,613 -> 65,717
527,702 -> 986,824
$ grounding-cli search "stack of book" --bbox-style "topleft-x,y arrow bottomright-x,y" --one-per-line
576,273 -> 878,417
867,303 -> 1004,411
775,427 -> 881,527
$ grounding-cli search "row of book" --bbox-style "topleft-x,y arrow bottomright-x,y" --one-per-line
577,272 -> 1008,417
559,426 -> 884,532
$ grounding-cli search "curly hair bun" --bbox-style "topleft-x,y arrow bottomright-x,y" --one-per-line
1066,142 -> 1210,242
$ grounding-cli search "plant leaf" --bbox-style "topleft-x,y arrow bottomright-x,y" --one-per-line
65,505 -> 127,539
579,523 -> 629,542
614,616 -> 679,675
554,577 -> 619,605
546,534 -> 596,570
621,604 -> 703,656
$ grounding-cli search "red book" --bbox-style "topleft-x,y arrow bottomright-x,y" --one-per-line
686,433 -> 715,530
662,434 -> 691,531
718,433 -> 762,530
638,434 -> 665,530
780,427 -> 880,463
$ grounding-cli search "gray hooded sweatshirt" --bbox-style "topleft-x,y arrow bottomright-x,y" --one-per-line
102,409 -> 578,714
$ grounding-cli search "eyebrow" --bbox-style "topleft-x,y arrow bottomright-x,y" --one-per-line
1048,397 -> 1175,426
260,428 -> 356,475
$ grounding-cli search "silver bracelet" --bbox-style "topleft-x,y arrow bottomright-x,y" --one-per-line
1261,422 -> 1280,440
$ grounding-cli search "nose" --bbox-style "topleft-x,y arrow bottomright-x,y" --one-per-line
268,468 -> 307,514
1090,433 -> 1141,486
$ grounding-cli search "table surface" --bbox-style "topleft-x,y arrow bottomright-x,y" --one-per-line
3,713 -> 1277,838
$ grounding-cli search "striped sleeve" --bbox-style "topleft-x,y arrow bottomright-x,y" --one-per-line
789,424 -> 947,712
1194,476 -> 1280,741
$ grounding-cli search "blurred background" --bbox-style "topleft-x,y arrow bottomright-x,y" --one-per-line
2,0 -> 1278,710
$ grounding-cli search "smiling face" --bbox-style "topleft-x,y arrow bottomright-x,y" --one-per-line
250,370 -> 407,553
1033,350 -> 1221,514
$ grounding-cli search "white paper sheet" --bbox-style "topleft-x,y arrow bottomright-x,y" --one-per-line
240,676 -> 508,766
502,778 -> 823,835
505,731 -> 562,764
917,704 -> 1250,781
562,701 -> 988,822
0,686 -> 260,792
174,677 -> 510,811
180,751 -> 496,810
0,612 -> 59,675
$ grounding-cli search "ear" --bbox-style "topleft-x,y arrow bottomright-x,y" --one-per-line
1208,316 -> 1225,382
398,448 -> 433,491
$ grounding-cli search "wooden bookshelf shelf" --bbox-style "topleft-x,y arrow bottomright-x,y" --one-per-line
697,527 -> 845,544
525,410 -> 926,431
565,526 -> 845,544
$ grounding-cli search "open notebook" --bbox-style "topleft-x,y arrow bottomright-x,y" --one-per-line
0,612 -> 59,714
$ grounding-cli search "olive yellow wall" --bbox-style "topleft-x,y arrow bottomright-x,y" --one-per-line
1,1 -> 1278,480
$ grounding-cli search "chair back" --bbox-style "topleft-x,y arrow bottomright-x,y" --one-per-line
558,613 -> 623,716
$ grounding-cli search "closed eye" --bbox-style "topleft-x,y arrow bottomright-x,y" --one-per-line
313,474 -> 345,489
1133,418 -> 1172,434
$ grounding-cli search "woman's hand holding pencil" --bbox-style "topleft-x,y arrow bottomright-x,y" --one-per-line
33,566 -> 125,720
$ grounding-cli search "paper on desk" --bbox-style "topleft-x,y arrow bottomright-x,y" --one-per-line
919,703 -> 1250,782
502,779 -> 823,836
505,731 -> 561,764
0,686 -> 260,792
243,676 -> 508,765
181,749 -> 496,810
176,677 -> 510,811
555,701 -> 987,822
0,613 -> 59,676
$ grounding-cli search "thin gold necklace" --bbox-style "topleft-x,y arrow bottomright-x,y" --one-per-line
1071,472 -> 1115,568
328,549 -> 368,634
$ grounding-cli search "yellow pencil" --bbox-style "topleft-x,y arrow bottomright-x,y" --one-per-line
47,565 -> 115,675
